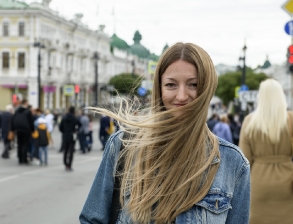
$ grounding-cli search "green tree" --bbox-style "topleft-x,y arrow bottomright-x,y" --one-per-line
215,69 -> 268,105
109,73 -> 143,96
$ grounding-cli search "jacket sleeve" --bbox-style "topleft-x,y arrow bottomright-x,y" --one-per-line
79,132 -> 123,224
226,162 -> 250,224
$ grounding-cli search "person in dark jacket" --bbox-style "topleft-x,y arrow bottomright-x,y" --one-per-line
99,114 -> 110,150
1,105 -> 14,159
59,106 -> 81,171
11,99 -> 34,164
228,113 -> 241,146
207,113 -> 219,131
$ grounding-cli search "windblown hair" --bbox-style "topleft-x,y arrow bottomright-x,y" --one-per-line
245,79 -> 288,143
90,42 -> 220,223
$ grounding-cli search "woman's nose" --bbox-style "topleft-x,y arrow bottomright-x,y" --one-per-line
176,86 -> 188,101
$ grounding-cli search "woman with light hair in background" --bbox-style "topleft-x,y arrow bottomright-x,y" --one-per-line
79,42 -> 250,223
239,78 -> 293,224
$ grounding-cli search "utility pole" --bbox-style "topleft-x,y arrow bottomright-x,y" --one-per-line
239,43 -> 247,86
238,41 -> 247,123
131,59 -> 135,77
93,52 -> 99,106
33,41 -> 45,108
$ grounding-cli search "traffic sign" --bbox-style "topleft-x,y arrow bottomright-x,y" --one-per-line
282,0 -> 293,17
285,20 -> 293,35
137,87 -> 147,96
63,85 -> 74,96
239,90 -> 258,102
240,84 -> 249,91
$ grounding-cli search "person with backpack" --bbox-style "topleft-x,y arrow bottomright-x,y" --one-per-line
11,99 -> 34,165
33,117 -> 50,165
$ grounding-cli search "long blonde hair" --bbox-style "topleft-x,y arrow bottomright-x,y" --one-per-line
245,79 -> 288,143
91,42 -> 220,223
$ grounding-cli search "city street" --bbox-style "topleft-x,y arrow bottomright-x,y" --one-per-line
0,121 -> 104,224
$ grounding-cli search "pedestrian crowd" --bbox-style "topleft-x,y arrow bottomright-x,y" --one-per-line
0,100 -> 117,172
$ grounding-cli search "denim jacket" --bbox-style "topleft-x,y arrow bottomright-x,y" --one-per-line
80,130 -> 250,224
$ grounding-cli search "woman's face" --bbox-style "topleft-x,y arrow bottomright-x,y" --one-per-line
161,60 -> 198,117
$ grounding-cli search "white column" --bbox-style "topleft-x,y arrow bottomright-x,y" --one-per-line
44,92 -> 48,109
28,80 -> 38,108
62,90 -> 66,110
49,92 -> 53,109
55,84 -> 60,109
85,85 -> 89,106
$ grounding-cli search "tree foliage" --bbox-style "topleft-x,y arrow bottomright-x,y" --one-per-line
215,68 -> 268,105
109,73 -> 143,96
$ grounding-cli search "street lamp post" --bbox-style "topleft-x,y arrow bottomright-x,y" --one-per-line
33,41 -> 45,108
93,52 -> 99,106
131,59 -> 135,78
239,43 -> 247,86
238,42 -> 247,122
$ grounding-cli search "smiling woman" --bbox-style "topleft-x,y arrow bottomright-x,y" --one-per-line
79,42 -> 250,224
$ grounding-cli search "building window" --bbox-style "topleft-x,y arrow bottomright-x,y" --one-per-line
3,22 -> 9,36
18,52 -> 25,68
2,52 -> 9,68
19,22 -> 25,36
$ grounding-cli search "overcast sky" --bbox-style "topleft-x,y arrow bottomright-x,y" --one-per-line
25,0 -> 291,68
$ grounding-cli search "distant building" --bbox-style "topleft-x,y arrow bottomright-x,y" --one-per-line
0,0 -> 111,109
0,0 -> 162,110
215,64 -> 237,76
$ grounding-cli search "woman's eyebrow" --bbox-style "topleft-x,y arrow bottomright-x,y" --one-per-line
164,78 -> 197,81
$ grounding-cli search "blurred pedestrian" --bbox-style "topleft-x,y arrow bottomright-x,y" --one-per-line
212,114 -> 233,143
228,113 -> 241,146
31,108 -> 44,164
44,109 -> 54,146
59,106 -> 81,171
80,42 -> 250,223
99,114 -> 110,151
1,104 -> 14,159
86,114 -> 94,152
11,99 -> 34,165
207,113 -> 219,131
240,79 -> 293,224
34,117 -> 50,166
53,109 -> 59,129
78,110 -> 90,154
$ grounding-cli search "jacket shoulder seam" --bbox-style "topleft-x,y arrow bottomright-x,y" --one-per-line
218,138 -> 249,165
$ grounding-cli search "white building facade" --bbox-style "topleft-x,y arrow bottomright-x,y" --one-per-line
0,0 -> 112,110
0,0 -> 158,111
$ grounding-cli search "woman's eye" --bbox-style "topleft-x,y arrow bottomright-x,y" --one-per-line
189,83 -> 197,88
165,83 -> 176,88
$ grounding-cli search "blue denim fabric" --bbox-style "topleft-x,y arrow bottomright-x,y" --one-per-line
79,130 -> 250,224
39,146 -> 48,164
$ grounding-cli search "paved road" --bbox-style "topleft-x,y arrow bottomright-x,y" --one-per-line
0,121 -> 104,224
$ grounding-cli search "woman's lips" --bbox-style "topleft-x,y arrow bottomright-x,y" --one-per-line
174,104 -> 186,107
